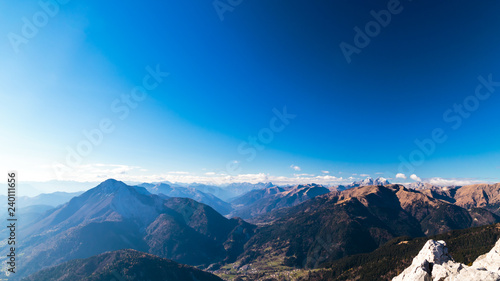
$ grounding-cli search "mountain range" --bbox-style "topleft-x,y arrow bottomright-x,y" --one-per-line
335,177 -> 391,191
11,191 -> 84,207
4,179 -> 255,279
419,183 -> 500,216
137,182 -> 233,215
229,183 -> 331,220
226,184 -> 499,275
141,181 -> 275,201
0,191 -> 83,238
8,179 -> 500,280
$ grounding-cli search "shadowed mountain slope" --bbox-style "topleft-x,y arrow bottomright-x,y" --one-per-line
22,249 -> 223,281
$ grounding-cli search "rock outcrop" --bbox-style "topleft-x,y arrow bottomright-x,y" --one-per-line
393,238 -> 500,281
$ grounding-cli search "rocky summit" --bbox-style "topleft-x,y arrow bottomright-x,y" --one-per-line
393,238 -> 500,281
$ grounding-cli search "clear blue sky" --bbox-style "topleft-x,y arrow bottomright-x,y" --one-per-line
1,0 -> 499,186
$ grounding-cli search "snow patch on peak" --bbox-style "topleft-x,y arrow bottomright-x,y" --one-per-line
354,177 -> 390,186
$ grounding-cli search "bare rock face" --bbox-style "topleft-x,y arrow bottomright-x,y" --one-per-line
469,238 -> 500,274
393,240 -> 452,281
393,238 -> 500,281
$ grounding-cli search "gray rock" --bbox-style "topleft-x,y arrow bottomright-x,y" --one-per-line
393,238 -> 500,281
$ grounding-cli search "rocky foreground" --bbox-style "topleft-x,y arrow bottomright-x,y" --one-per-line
393,237 -> 500,280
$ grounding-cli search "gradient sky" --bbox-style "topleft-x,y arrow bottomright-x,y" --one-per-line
1,0 -> 499,187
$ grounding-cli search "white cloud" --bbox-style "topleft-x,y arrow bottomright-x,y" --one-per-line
50,163 -> 142,182
410,174 -> 422,182
270,174 -> 348,186
23,159 -> 500,196
46,162 -> 464,191
425,177 -> 483,186
37,162 -> 355,187
294,173 -> 315,177
396,173 -> 407,179
168,171 -> 189,175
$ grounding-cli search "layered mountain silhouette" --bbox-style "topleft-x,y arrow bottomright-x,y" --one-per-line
22,249 -> 223,281
18,191 -> 84,207
0,191 -> 83,238
138,182 -> 233,215
224,182 -> 276,199
230,184 -> 331,220
235,184 -> 500,269
152,181 -> 274,201
5,179 -> 255,279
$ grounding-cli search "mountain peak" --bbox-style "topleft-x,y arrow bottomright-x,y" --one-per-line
353,177 -> 390,186
335,177 -> 391,191
91,179 -> 149,196
95,178 -> 127,191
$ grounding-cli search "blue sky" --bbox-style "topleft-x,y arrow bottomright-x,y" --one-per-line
1,0 -> 499,187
